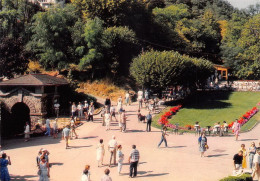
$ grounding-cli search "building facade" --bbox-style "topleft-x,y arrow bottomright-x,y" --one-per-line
29,0 -> 65,8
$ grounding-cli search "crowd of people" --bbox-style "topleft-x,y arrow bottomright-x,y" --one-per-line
2,89 -> 260,181
233,142 -> 260,179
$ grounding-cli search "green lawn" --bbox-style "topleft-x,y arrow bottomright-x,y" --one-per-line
152,91 -> 260,132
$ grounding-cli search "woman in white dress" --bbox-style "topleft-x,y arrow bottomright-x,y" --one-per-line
97,139 -> 105,167
117,96 -> 123,113
105,110 -> 111,131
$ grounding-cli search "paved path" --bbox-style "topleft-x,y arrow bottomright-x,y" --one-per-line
3,102 -> 260,181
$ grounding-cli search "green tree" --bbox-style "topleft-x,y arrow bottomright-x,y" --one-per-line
27,4 -> 82,70
80,17 -> 139,77
235,14 -> 260,79
176,10 -> 222,62
130,50 -> 213,91
0,37 -> 29,78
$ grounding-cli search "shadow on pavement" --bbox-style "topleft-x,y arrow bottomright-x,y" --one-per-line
167,146 -> 187,148
69,145 -> 92,149
10,174 -> 37,181
239,139 -> 258,141
50,162 -> 63,167
207,154 -> 229,157
80,136 -> 98,139
2,136 -> 62,150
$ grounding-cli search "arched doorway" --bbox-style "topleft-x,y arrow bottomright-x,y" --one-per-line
8,102 -> 31,136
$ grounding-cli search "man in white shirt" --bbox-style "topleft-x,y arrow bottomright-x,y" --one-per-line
137,90 -> 143,109
45,119 -> 51,136
125,92 -> 130,106
71,102 -> 77,117
108,135 -> 117,167
110,105 -> 117,122
252,148 -> 260,180
24,122 -> 30,142
77,102 -> 83,118
54,101 -> 60,118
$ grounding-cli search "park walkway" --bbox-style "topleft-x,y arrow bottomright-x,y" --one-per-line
3,101 -> 260,181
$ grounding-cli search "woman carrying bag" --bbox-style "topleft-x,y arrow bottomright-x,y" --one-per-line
198,133 -> 208,157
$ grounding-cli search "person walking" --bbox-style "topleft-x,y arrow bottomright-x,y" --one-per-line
252,148 -> 260,180
110,105 -> 117,122
70,117 -> 78,139
101,168 -> 112,181
105,97 -> 111,112
38,156 -> 50,181
117,145 -> 124,175
54,100 -> 60,118
233,150 -> 243,175
83,101 -> 89,120
239,144 -> 247,169
81,169 -> 89,181
88,102 -> 94,122
117,96 -> 123,113
97,139 -> 105,167
146,112 -> 152,132
82,165 -> 90,181
108,136 -> 117,167
71,102 -> 77,117
24,122 -> 30,142
232,119 -> 241,141
137,90 -> 143,109
62,125 -> 70,149
128,145 -> 140,178
121,110 -> 127,133
44,119 -> 51,137
52,119 -> 58,139
0,153 -> 11,181
158,126 -> 168,148
125,91 -> 130,106
194,122 -> 200,136
198,133 -> 208,157
77,102 -> 83,118
105,110 -> 111,131
249,142 -> 257,171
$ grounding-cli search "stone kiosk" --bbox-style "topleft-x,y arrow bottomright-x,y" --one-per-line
0,74 -> 68,137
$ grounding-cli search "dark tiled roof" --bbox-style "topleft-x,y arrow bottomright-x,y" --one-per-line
0,74 -> 68,86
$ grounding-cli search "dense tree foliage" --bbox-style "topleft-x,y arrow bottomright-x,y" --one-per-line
0,0 -> 259,81
0,37 -> 29,78
26,5 -> 82,70
130,50 -> 214,90
221,13 -> 260,79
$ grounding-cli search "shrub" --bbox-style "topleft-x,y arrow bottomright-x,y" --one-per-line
219,174 -> 253,181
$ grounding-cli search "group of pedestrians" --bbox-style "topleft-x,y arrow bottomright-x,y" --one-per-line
71,101 -> 95,121
95,136 -> 140,179
233,142 -> 260,178
102,97 -> 128,132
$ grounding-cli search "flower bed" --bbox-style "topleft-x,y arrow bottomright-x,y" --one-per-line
228,107 -> 259,128
157,105 -> 182,129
